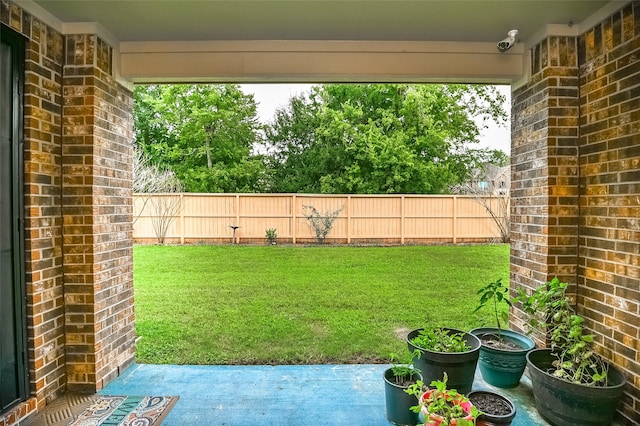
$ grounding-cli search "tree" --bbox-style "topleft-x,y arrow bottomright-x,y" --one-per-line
454,162 -> 511,243
265,84 -> 508,194
133,148 -> 183,244
134,84 -> 266,193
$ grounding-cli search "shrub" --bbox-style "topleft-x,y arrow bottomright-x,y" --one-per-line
302,205 -> 344,244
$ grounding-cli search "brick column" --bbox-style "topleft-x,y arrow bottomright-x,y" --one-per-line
511,4 -> 640,423
510,36 -> 581,337
576,4 -> 639,423
62,35 -> 135,391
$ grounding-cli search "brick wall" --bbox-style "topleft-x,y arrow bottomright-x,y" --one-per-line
511,2 -> 640,423
1,1 -> 65,423
577,3 -> 640,422
62,35 -> 135,392
1,1 -> 135,423
510,36 -> 581,338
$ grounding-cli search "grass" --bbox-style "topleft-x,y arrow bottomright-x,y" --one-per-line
134,244 -> 509,365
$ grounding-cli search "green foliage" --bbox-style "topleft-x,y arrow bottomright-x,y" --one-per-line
133,244 -> 509,364
265,84 -> 507,194
133,83 -> 508,194
485,149 -> 510,167
410,327 -> 471,353
301,205 -> 344,244
265,228 -> 277,244
389,350 -> 421,382
517,277 -> 609,386
473,278 -> 511,331
134,84 -> 266,193
406,373 -> 481,426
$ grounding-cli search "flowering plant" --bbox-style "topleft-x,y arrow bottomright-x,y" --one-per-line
406,373 -> 480,426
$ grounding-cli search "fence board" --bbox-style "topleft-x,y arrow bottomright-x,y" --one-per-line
133,193 -> 508,244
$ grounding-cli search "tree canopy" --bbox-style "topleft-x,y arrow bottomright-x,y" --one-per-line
134,83 -> 508,194
134,84 -> 266,193
264,84 -> 507,194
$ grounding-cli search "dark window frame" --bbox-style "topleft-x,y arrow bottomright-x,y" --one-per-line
1,24 -> 29,412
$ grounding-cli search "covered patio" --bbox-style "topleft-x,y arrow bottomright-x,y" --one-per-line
1,0 -> 639,425
27,363 -> 549,425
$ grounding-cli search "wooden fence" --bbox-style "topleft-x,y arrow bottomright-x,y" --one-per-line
133,193 -> 508,245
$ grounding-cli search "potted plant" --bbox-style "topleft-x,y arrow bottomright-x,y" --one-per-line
384,350 -> 423,426
467,390 -> 516,425
519,277 -> 627,426
406,373 -> 480,426
407,326 -> 480,395
470,278 -> 535,388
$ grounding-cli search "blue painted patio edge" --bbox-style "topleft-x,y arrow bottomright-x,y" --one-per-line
100,364 -> 548,425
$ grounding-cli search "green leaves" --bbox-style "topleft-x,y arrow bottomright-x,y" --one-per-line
405,373 -> 482,425
410,328 -> 471,353
474,278 -> 511,330
134,83 -> 509,194
265,83 -> 508,194
134,84 -> 266,193
518,277 -> 609,387
389,350 -> 421,381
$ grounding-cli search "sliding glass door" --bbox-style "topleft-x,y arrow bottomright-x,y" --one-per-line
0,26 -> 28,412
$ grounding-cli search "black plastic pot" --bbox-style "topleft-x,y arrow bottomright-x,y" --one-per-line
470,327 -> 535,388
526,349 -> 626,426
407,327 -> 481,395
468,390 -> 516,426
383,368 -> 422,426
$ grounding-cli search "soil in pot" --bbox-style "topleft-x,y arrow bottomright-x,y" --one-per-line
477,333 -> 521,351
468,391 -> 516,426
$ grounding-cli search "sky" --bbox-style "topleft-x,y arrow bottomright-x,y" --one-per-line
240,84 -> 511,154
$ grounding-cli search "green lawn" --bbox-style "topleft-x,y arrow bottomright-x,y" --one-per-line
134,244 -> 509,365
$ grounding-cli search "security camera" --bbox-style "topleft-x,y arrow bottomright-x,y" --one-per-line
497,29 -> 518,52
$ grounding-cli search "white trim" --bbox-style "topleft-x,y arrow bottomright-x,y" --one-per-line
119,40 -> 526,84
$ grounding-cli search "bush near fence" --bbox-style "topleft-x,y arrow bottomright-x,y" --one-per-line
133,193 -> 508,245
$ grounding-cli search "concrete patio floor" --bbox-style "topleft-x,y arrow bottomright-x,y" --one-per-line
96,363 -> 550,425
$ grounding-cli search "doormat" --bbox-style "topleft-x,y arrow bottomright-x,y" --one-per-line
69,395 -> 179,426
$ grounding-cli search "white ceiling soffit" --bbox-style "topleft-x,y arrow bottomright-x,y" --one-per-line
20,0 -> 628,83
26,0 -> 622,43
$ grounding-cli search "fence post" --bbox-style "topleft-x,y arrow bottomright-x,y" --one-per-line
235,194 -> 240,244
452,195 -> 457,244
180,193 -> 185,245
347,195 -> 351,244
401,195 -> 405,245
292,194 -> 297,244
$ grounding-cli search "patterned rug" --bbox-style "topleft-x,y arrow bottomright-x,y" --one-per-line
69,396 -> 178,426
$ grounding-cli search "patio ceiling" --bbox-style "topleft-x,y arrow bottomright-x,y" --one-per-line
20,0 -> 627,83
